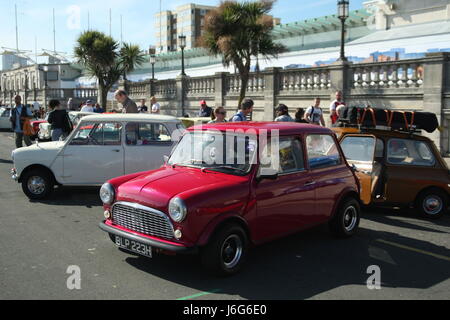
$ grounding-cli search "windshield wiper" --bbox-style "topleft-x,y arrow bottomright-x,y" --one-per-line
201,165 -> 247,174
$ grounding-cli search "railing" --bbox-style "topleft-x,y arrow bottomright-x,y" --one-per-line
128,81 -> 149,97
153,79 -> 176,97
278,67 -> 331,92
186,76 -> 215,95
351,59 -> 424,89
73,88 -> 98,98
226,73 -> 265,94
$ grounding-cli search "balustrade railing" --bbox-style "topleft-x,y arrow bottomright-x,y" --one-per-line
279,68 -> 331,92
186,76 -> 215,95
153,80 -> 176,96
351,60 -> 424,89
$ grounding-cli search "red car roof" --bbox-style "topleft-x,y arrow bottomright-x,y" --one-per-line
189,122 -> 333,136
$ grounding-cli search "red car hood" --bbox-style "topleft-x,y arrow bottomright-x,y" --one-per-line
115,166 -> 249,212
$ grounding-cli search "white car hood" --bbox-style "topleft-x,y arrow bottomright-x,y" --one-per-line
13,141 -> 65,160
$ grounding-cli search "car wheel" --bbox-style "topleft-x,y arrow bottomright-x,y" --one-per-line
329,197 -> 360,238
417,189 -> 448,220
201,223 -> 248,277
21,169 -> 54,200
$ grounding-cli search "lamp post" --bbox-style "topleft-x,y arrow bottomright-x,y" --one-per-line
178,35 -> 187,76
150,54 -> 156,80
24,70 -> 29,105
337,0 -> 349,62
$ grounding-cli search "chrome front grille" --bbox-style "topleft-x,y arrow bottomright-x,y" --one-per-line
112,202 -> 174,240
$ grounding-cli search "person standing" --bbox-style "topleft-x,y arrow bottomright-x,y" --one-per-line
67,98 -> 76,111
94,103 -> 104,113
329,91 -> 345,125
48,99 -> 72,141
198,100 -> 212,117
305,97 -> 326,126
80,100 -> 95,113
208,107 -> 227,124
32,100 -> 41,119
274,104 -> 294,122
295,108 -> 309,123
114,90 -> 138,114
230,98 -> 254,122
150,96 -> 160,114
139,99 -> 148,113
10,95 -> 33,148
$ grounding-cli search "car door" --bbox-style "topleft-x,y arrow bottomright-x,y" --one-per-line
123,122 -> 175,175
384,138 -> 440,204
61,122 -> 124,185
255,136 -> 316,241
0,108 -> 11,129
305,134 -> 350,221
340,134 -> 377,205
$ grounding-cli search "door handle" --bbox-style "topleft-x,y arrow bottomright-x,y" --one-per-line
304,181 -> 316,187
112,149 -> 121,152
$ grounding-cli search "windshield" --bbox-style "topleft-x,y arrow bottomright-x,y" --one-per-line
168,131 -> 257,175
341,136 -> 376,162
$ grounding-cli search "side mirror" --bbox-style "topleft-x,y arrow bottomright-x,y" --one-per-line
163,155 -> 169,164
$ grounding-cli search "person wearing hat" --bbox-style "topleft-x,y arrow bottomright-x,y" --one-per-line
80,100 -> 95,113
198,100 -> 212,117
274,104 -> 294,122
230,98 -> 254,122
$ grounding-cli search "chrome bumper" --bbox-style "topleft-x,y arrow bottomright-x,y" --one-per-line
11,168 -> 18,181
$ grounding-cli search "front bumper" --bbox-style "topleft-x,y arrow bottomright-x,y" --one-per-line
11,168 -> 18,181
99,221 -> 197,254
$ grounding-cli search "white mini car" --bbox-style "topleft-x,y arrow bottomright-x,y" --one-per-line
0,107 -> 12,130
38,111 -> 97,141
11,114 -> 184,199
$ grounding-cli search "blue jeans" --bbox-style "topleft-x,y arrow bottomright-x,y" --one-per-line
52,128 -> 63,141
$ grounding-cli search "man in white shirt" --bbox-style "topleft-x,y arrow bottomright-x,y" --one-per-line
80,100 -> 95,113
305,97 -> 326,126
329,91 -> 345,125
150,96 -> 160,114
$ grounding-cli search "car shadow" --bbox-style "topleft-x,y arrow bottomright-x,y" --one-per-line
0,158 -> 13,164
30,186 -> 102,207
122,225 -> 450,300
363,207 -> 450,231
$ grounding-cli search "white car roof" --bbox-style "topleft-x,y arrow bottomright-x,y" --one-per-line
79,113 -> 181,123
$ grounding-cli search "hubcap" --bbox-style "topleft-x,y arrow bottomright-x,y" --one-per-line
423,195 -> 443,215
343,206 -> 358,232
221,234 -> 243,269
27,176 -> 46,195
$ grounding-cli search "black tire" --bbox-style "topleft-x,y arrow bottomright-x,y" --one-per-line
416,189 -> 448,220
21,169 -> 54,200
329,197 -> 360,238
201,223 -> 248,277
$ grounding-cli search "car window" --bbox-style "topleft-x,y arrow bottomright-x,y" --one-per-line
260,137 -> 304,174
1,108 -> 10,117
341,136 -> 376,162
125,122 -> 171,145
387,138 -> 436,166
306,134 -> 341,169
70,122 -> 122,146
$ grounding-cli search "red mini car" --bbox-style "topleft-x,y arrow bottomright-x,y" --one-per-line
99,122 -> 361,276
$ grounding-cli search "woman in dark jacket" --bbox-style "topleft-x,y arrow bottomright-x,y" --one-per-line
47,100 -> 72,141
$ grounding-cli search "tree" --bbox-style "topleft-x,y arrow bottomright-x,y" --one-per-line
120,43 -> 147,81
201,0 -> 287,108
74,31 -> 144,108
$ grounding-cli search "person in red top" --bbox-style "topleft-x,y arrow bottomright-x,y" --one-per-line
329,91 -> 345,125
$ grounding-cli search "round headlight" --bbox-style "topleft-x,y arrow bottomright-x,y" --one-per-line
168,197 -> 187,222
100,183 -> 115,205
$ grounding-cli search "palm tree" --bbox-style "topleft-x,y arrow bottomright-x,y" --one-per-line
201,0 -> 287,107
120,43 -> 147,81
74,31 -> 144,109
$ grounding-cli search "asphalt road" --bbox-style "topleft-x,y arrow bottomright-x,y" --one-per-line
0,130 -> 449,300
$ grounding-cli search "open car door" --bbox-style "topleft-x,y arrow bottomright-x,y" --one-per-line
340,134 -> 377,205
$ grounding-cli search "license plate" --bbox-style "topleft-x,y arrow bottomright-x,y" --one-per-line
114,235 -> 152,258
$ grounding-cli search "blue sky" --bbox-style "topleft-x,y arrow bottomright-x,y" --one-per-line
0,0 -> 367,59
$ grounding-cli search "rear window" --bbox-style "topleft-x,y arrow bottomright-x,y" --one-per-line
387,138 -> 436,167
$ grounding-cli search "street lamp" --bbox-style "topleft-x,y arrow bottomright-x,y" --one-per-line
24,70 -> 28,105
150,54 -> 156,80
178,35 -> 187,76
337,0 -> 350,62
